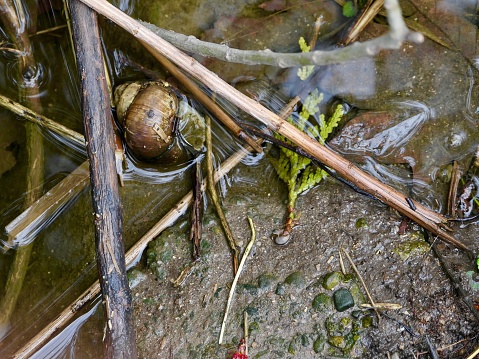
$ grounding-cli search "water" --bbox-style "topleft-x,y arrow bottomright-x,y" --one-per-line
0,0 -> 478,357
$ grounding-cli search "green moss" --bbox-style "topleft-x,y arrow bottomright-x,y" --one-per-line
313,334 -> 326,353
362,315 -> 373,328
349,282 -> 366,305
257,273 -> 278,289
312,293 -> 333,312
322,271 -> 344,290
393,239 -> 430,260
284,271 -> 306,287
328,335 -> 344,348
249,321 -> 260,333
355,217 -> 368,229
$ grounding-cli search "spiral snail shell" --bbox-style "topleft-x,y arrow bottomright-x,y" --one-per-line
114,80 -> 179,160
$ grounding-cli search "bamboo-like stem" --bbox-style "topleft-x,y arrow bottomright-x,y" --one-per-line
13,139 -> 262,359
77,0 -> 465,249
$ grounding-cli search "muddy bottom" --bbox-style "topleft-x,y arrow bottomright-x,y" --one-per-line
129,158 -> 479,358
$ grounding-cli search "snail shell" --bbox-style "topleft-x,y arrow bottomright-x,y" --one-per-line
114,80 -> 179,160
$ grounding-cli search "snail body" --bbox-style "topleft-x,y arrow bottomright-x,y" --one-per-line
114,80 -> 179,160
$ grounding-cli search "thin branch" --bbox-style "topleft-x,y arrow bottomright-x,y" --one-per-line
0,93 -> 85,149
138,3 -> 423,67
341,248 -> 381,322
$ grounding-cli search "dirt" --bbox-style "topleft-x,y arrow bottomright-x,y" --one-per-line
129,157 -> 479,358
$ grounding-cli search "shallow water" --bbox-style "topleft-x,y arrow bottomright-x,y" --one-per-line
0,0 -> 478,357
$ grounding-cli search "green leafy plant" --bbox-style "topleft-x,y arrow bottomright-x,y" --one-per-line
342,1 -> 357,17
271,89 -> 344,238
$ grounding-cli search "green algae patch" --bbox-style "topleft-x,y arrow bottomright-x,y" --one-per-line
284,271 -> 306,287
312,293 -> 333,312
393,240 -> 430,260
355,217 -> 368,229
322,271 -> 344,290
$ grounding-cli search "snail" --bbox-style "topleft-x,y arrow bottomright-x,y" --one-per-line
114,80 -> 179,161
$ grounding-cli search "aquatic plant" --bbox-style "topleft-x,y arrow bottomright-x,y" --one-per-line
270,88 -> 344,240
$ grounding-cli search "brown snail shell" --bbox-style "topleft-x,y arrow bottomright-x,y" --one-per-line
114,80 -> 179,160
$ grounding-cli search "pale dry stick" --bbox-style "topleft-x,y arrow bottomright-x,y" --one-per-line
339,249 -> 346,275
341,248 -> 381,322
218,217 -> 257,345
13,140 -> 262,359
75,0 -> 465,250
141,42 -> 263,154
244,311 -> 249,356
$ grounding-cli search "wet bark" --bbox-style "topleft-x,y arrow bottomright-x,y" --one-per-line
68,1 -> 137,358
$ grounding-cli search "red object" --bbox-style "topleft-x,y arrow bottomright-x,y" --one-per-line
232,338 -> 248,359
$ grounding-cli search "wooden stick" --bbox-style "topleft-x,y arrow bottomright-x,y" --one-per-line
13,139 -> 261,359
0,93 -> 85,149
69,1 -> 137,358
340,0 -> 385,46
76,0 -> 466,250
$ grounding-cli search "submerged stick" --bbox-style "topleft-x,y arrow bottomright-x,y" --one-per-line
0,0 -> 44,328
0,93 -> 85,150
13,139 -> 262,359
5,161 -> 90,247
76,0 -> 465,250
69,1 -> 137,358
